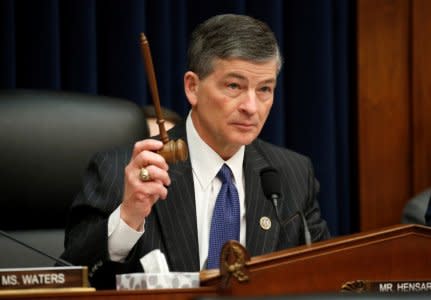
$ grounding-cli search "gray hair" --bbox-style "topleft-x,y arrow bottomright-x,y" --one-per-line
187,14 -> 283,79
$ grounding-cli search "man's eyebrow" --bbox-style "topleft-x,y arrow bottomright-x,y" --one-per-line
260,78 -> 277,85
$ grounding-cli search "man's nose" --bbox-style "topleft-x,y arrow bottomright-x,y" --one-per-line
239,90 -> 258,114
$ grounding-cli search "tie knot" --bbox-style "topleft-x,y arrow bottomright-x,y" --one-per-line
217,164 -> 233,184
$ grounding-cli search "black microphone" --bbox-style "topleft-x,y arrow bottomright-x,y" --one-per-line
260,167 -> 311,246
0,230 -> 73,266
260,167 -> 282,215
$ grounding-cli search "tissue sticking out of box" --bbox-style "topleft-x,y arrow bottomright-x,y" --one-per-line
140,249 -> 170,273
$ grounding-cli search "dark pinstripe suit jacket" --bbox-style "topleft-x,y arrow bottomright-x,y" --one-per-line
61,124 -> 330,289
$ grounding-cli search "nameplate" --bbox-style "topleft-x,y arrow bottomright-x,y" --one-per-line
0,266 -> 89,290
341,280 -> 431,293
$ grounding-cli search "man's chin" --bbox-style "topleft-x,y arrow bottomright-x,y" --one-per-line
231,133 -> 258,146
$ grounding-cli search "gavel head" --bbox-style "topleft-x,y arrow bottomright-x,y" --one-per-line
157,139 -> 188,164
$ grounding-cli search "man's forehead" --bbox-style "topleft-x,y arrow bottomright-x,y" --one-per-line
214,57 -> 277,67
223,71 -> 277,84
211,58 -> 277,79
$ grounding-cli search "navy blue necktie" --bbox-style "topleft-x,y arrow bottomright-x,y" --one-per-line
207,164 -> 240,269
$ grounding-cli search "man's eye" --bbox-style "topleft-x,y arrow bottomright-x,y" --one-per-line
227,83 -> 240,89
259,86 -> 272,93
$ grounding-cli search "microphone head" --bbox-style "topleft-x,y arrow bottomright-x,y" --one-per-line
260,167 -> 281,199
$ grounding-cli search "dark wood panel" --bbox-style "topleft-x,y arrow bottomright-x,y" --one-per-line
412,0 -> 431,194
357,0 -> 412,230
201,225 -> 431,295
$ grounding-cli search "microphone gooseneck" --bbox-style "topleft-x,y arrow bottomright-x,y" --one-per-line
0,230 -> 73,266
298,212 -> 312,246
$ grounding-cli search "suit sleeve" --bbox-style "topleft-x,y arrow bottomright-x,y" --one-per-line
60,149 -> 143,289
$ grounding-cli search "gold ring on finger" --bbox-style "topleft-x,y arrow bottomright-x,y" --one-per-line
139,167 -> 151,182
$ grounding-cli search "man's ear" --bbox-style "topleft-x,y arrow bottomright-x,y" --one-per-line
184,71 -> 199,106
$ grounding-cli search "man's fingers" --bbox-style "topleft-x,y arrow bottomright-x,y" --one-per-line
134,149 -> 169,171
132,139 -> 164,160
139,165 -> 171,187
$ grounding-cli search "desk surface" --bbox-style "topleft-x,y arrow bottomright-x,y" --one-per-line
0,287 -> 218,300
2,224 -> 430,299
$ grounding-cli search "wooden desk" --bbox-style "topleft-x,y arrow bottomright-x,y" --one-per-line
2,224 -> 430,299
201,224 -> 431,295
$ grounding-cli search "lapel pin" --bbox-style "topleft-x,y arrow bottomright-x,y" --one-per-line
259,216 -> 271,230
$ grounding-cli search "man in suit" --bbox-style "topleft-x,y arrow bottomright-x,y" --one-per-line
401,188 -> 431,225
61,14 -> 330,289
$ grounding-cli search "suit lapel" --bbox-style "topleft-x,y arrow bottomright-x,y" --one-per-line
244,143 -> 280,257
153,125 -> 200,271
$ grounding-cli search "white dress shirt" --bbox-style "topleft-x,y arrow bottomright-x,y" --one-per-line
187,112 -> 246,269
107,112 -> 246,269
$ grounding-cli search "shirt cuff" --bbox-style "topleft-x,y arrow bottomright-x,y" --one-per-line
107,206 -> 145,262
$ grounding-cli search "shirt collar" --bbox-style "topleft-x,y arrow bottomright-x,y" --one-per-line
186,112 -> 245,189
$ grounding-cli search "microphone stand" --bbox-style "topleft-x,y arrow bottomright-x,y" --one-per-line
0,230 -> 72,266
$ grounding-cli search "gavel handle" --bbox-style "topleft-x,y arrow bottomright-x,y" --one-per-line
139,33 -> 189,164
139,33 -> 169,144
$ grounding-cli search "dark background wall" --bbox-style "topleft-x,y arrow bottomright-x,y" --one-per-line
1,0 -> 357,236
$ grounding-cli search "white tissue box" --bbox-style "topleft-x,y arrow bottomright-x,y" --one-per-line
116,272 -> 200,290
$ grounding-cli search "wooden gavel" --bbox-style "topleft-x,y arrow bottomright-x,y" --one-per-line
139,33 -> 188,164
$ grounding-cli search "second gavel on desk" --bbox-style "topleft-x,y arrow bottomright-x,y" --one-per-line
140,33 -> 188,164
